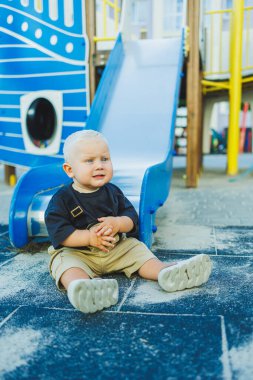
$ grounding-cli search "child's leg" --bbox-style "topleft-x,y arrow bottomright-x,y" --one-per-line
60,267 -> 90,290
49,245 -> 119,314
138,255 -> 212,292
138,258 -> 175,280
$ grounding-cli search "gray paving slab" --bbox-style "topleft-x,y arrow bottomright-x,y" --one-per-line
0,225 -> 8,234
225,316 -> 253,380
155,172 -> 253,228
0,248 -> 140,311
215,226 -> 253,256
0,251 -> 18,265
0,307 -> 223,380
153,224 -> 215,252
0,228 -> 17,264
0,306 -> 17,323
154,156 -> 253,253
121,254 -> 253,317
0,251 -> 66,309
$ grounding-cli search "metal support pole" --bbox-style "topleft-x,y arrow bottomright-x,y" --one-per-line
227,0 -> 244,175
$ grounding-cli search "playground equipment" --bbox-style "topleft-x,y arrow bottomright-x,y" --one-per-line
201,0 -> 253,175
8,0 -> 185,248
0,0 -> 89,166
5,0 -> 253,247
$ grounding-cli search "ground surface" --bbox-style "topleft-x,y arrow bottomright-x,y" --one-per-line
0,154 -> 253,380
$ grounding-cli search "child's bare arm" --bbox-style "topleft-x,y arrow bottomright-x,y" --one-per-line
96,216 -> 134,236
62,228 -> 116,252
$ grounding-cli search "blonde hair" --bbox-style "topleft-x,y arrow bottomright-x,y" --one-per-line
63,130 -> 108,162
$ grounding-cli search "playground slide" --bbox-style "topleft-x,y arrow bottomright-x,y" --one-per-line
9,32 -> 184,248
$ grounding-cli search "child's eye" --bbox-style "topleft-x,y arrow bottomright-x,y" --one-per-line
85,159 -> 93,163
101,157 -> 109,162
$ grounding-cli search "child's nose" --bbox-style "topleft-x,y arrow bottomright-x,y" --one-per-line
95,160 -> 104,169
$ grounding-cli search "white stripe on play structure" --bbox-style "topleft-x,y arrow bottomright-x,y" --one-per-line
0,58 -> 55,63
0,89 -> 87,94
0,70 -> 86,78
0,45 -> 32,49
0,28 -> 84,66
0,5 -> 83,38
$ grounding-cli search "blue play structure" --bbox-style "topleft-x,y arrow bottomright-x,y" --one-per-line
0,0 -> 89,165
7,1 -> 184,248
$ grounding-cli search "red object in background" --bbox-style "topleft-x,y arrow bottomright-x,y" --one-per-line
239,102 -> 249,153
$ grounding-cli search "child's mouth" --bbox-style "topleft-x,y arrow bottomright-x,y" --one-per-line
93,175 -> 105,179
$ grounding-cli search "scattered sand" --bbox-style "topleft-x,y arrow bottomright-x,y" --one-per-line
229,339 -> 253,379
0,252 -> 49,300
154,224 -> 214,251
0,328 -> 41,374
129,280 -> 204,305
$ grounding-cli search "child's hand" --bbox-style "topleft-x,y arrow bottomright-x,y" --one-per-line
89,229 -> 116,253
96,217 -> 121,237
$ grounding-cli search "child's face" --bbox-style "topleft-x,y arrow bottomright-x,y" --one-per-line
63,137 -> 113,191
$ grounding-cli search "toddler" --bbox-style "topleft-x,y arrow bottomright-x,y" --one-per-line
45,130 -> 212,313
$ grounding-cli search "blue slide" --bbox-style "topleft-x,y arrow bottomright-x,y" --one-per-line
9,32 -> 184,248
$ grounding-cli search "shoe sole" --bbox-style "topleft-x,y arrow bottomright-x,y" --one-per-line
68,279 -> 119,313
158,254 -> 212,292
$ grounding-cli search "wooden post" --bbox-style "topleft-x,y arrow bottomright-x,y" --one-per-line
85,0 -> 96,104
198,70 -> 204,173
4,164 -> 16,186
186,0 -> 203,187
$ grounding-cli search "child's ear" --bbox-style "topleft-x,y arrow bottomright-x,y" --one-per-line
63,162 -> 74,178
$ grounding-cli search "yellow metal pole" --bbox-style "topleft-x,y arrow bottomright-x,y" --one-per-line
114,0 -> 119,33
103,0 -> 107,36
227,0 -> 244,175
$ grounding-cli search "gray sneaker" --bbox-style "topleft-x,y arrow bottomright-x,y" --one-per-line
67,278 -> 119,313
158,254 -> 212,292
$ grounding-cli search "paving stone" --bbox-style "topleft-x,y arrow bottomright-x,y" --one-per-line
121,254 -> 253,317
0,225 -> 8,234
0,251 -> 137,312
0,306 -> 17,323
215,227 -> 253,256
158,163 -> 253,228
0,229 -> 15,256
0,251 -> 18,264
0,307 -> 223,380
225,316 -> 253,380
153,224 -> 215,252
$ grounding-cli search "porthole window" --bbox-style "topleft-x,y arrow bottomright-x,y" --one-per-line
21,90 -> 63,155
26,98 -> 56,147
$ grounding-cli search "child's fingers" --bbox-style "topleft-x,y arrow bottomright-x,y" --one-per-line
96,225 -> 107,235
100,227 -> 113,236
96,240 -> 115,252
91,225 -> 100,233
101,235 -> 116,243
101,240 -> 115,248
97,245 -> 109,253
98,236 -> 116,249
96,225 -> 113,236
95,223 -> 105,233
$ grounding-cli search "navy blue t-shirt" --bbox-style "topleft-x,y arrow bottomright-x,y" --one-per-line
45,182 -> 139,248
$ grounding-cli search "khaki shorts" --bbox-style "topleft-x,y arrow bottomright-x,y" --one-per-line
48,236 -> 155,290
